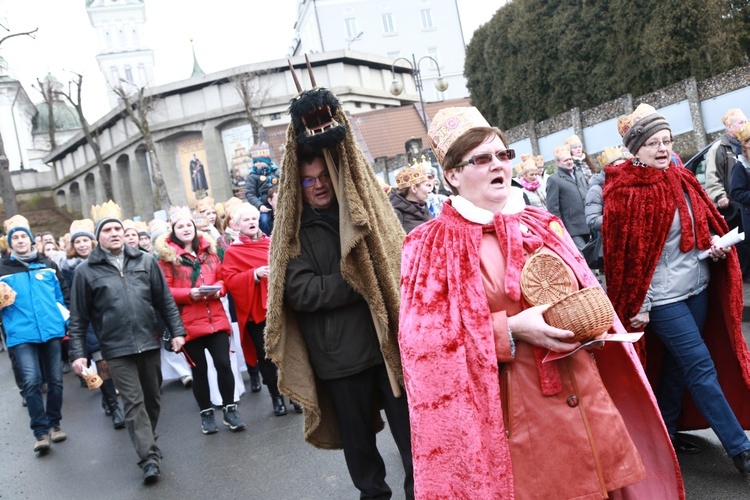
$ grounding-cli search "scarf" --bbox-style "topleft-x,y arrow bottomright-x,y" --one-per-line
10,249 -> 38,266
520,179 -> 540,191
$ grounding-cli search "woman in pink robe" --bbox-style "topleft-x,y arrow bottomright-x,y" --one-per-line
398,107 -> 684,499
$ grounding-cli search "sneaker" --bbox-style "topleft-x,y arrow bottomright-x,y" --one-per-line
49,426 -> 67,443
34,434 -> 50,453
222,404 -> 246,431
142,463 -> 160,484
181,375 -> 193,388
200,409 -> 218,435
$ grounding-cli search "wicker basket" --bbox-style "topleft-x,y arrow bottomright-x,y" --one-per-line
543,286 -> 614,343
520,252 -> 574,306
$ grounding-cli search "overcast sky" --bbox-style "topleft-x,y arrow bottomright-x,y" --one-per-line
0,0 -> 504,121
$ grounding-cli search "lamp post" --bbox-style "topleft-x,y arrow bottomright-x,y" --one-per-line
389,54 -> 449,132
390,54 -> 449,189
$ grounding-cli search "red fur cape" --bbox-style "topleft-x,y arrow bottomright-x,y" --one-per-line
602,161 -> 750,430
220,235 -> 271,365
399,201 -> 683,498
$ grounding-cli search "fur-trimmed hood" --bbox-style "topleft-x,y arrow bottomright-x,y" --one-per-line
154,233 -> 217,264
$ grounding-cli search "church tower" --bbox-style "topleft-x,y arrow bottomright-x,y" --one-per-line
86,0 -> 156,108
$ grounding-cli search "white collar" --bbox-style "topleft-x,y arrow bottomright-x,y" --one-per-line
450,187 -> 526,225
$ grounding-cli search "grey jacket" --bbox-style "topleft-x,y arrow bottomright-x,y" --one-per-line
639,205 -> 710,313
546,167 -> 590,237
68,243 -> 186,360
284,204 -> 383,380
585,171 -> 605,231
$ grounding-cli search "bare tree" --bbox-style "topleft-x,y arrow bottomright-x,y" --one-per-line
0,25 -> 38,217
229,69 -> 274,143
58,73 -> 114,200
34,76 -> 57,150
113,85 -> 172,209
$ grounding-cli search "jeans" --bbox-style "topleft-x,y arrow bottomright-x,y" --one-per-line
10,339 -> 63,438
650,289 -> 750,457
259,211 -> 272,236
107,349 -> 163,469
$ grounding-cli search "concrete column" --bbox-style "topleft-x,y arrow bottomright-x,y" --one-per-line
203,123 -> 233,202
685,77 -> 707,149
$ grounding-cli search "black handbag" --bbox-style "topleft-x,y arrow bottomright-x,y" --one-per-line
582,235 -> 603,270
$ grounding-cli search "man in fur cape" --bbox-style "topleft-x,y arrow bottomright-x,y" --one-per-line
264,81 -> 412,497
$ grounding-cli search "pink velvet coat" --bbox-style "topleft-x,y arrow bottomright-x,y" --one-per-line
399,200 -> 684,499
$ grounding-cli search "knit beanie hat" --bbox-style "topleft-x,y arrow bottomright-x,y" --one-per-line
619,103 -> 671,155
69,218 -> 95,243
4,215 -> 33,245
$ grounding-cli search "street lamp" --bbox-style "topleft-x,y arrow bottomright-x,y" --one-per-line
389,54 -> 449,132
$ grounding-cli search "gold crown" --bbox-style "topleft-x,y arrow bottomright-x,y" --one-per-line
565,134 -> 582,147
215,202 -> 226,219
618,103 -> 657,138
168,206 -> 193,224
428,107 -> 491,166
193,212 -> 209,229
737,122 -> 750,143
223,197 -> 243,219
122,219 -> 137,232
250,142 -> 271,159
553,145 -> 571,159
396,165 -> 429,190
3,214 -> 30,234
723,108 -> 745,128
520,153 -> 532,162
91,200 -> 122,224
597,146 -> 626,167
518,157 -> 537,175
195,196 -> 215,213
69,218 -> 95,236
133,221 -> 149,234
149,219 -> 170,235
533,155 -> 544,167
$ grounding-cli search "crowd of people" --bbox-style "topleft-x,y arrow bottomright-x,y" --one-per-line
1,98 -> 750,499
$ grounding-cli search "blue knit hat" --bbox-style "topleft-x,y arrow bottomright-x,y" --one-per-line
4,215 -> 34,245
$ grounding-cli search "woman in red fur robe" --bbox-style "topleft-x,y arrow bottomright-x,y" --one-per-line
603,104 -> 750,473
399,106 -> 683,499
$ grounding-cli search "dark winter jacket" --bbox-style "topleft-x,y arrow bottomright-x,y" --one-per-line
730,155 -> 750,234
245,163 -> 280,209
68,243 -> 186,360
0,253 -> 69,348
388,190 -> 433,234
61,256 -> 100,353
284,204 -> 383,380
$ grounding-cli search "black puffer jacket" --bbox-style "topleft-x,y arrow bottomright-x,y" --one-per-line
389,190 -> 433,234
284,204 -> 383,380
68,243 -> 186,360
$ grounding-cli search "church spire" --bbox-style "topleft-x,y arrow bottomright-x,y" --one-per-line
190,38 -> 205,78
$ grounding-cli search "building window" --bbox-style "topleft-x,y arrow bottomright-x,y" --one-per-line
382,13 -> 395,34
118,30 -> 126,47
370,103 -> 377,109
434,87 -> 446,101
138,63 -> 147,85
105,31 -> 113,48
420,9 -> 433,29
132,29 -> 139,46
354,102 -> 362,108
124,66 -> 134,83
427,47 -> 440,70
345,18 -> 358,39
110,67 -> 119,85
271,113 -> 281,120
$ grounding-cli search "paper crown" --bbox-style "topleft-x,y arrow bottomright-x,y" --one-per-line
396,165 -> 429,190
565,134 -> 582,147
553,145 -> 571,159
223,197 -> 243,219
122,219 -> 137,232
533,155 -> 545,167
149,219 -> 170,238
723,108 -> 746,128
737,122 -> 750,143
519,157 -> 537,175
91,200 -> 122,224
520,153 -> 532,162
617,103 -> 657,138
168,206 -> 193,224
250,142 -> 271,159
3,214 -> 30,235
195,196 -> 215,213
428,107 -> 491,166
193,212 -> 209,229
134,221 -> 149,234
597,146 -> 626,167
215,202 -> 226,219
69,219 -> 95,242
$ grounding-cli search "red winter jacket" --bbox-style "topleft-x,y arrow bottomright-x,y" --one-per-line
157,235 -> 231,342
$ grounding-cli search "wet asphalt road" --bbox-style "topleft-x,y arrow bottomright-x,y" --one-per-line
1,344 -> 749,498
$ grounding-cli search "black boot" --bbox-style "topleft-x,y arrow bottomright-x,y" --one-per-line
272,395 -> 287,416
101,378 -> 126,429
248,365 -> 262,393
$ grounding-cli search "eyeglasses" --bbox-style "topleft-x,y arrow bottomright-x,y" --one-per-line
300,172 -> 331,188
456,149 -> 516,168
642,139 -> 675,150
